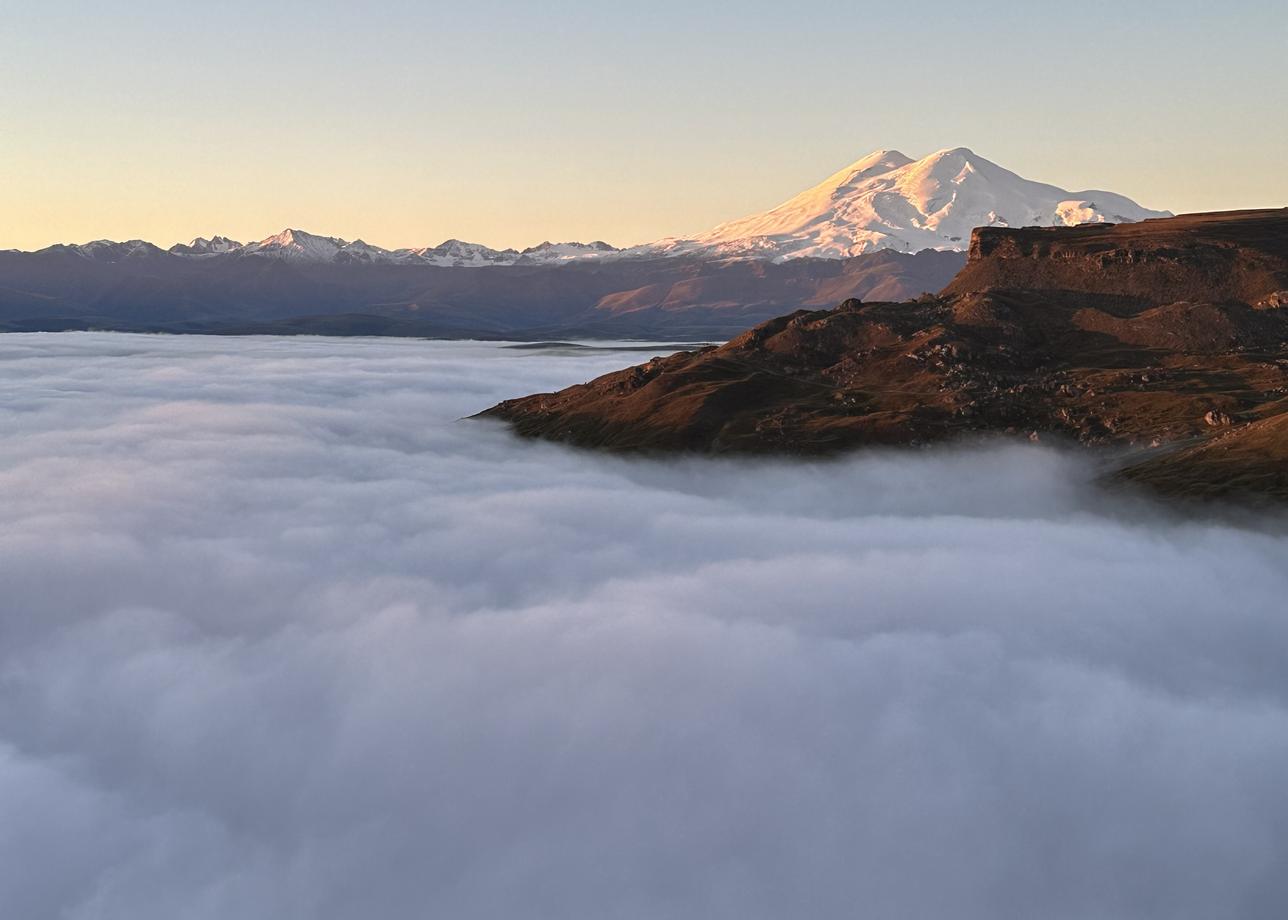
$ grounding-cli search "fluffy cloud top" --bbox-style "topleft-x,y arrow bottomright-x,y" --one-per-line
1,333 -> 1287,919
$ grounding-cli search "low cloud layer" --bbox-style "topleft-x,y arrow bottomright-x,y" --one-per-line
2,333 -> 1287,919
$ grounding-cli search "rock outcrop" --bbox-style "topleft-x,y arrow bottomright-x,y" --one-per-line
945,208 -> 1288,306
481,209 -> 1288,504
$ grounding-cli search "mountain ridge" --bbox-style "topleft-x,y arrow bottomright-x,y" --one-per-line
16,148 -> 1168,267
0,245 -> 965,340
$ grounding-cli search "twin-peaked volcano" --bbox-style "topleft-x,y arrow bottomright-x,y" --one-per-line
648,147 -> 1171,261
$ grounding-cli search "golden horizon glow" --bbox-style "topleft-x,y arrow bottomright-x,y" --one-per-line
3,1 -> 1285,252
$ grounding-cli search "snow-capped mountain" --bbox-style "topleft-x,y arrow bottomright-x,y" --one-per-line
239,229 -> 354,263
516,241 -> 620,264
33,148 -> 1169,268
644,147 -> 1172,261
43,240 -> 169,263
402,239 -> 522,267
169,236 -> 244,257
400,239 -> 620,267
145,229 -> 623,267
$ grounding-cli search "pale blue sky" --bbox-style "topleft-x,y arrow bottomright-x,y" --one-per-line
2,0 -> 1285,249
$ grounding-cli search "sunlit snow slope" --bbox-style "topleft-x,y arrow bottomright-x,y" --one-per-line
645,147 -> 1171,261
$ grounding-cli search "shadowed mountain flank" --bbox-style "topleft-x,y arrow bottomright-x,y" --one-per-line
0,248 -> 963,340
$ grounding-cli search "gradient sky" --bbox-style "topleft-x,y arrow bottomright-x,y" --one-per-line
3,0 -> 1285,251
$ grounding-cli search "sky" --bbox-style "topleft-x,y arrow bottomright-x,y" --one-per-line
2,0 -> 1286,251
3,333 -> 1288,917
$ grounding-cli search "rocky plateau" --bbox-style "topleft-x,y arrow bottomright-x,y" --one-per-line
482,209 -> 1288,504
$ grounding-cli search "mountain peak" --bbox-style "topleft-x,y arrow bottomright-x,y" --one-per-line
852,147 -> 913,167
244,229 -> 352,262
914,147 -> 993,177
648,147 -> 1171,261
832,148 -> 915,187
170,235 -> 243,257
927,145 -> 979,159
261,228 -> 342,246
57,239 -> 167,262
855,146 -> 917,164
517,240 -> 622,263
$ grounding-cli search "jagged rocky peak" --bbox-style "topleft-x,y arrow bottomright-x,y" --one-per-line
399,239 -> 521,266
47,239 -> 169,262
154,229 -> 619,267
169,236 -> 244,256
517,240 -> 623,264
242,229 -> 355,262
523,240 -> 618,253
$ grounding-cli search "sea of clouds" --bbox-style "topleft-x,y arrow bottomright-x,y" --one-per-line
2,332 -> 1287,919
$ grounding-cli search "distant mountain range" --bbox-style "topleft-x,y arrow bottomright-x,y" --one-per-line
41,231 -> 625,269
17,147 -> 1168,268
0,245 -> 965,339
1,148 -> 1171,338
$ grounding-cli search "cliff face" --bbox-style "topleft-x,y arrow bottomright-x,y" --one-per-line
481,209 -> 1288,503
945,209 -> 1288,307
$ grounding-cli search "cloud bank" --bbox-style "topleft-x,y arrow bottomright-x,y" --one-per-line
2,333 -> 1287,919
